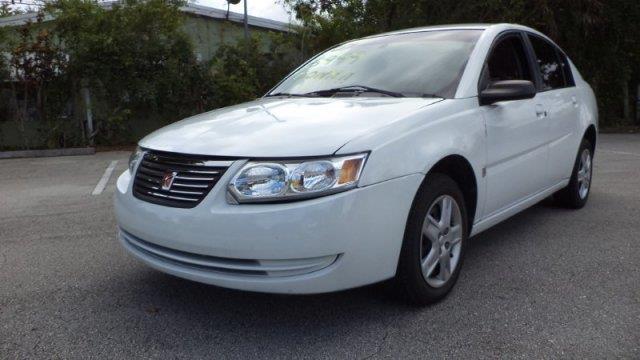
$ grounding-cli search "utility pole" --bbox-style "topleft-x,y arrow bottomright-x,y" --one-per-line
243,0 -> 249,41
227,0 -> 248,40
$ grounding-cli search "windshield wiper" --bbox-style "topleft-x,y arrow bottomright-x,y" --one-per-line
267,87 -> 442,99
419,93 -> 444,99
305,85 -> 405,98
264,92 -> 316,98
397,91 -> 444,99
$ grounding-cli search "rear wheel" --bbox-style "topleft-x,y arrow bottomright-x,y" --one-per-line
397,173 -> 468,305
555,139 -> 593,208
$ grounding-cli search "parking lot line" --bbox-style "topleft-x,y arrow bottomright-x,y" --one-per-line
599,148 -> 640,157
92,160 -> 118,195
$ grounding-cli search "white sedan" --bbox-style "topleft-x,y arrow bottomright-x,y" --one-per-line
115,23 -> 597,304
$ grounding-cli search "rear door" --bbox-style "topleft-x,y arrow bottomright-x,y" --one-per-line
480,32 -> 549,217
525,34 -> 580,183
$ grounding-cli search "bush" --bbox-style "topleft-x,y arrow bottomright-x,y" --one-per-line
49,0 -> 215,145
1,12 -> 74,149
0,0 -> 305,149
209,33 -> 303,108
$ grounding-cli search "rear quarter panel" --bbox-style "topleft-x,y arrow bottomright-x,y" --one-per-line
572,61 -> 599,134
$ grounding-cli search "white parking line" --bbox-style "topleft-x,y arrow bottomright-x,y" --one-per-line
92,160 -> 118,195
599,149 -> 640,157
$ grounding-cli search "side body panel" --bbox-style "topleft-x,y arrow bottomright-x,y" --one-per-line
454,24 -> 598,235
538,87 -> 580,182
572,61 -> 599,141
480,95 -> 549,217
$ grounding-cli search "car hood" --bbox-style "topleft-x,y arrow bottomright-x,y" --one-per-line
139,97 -> 443,157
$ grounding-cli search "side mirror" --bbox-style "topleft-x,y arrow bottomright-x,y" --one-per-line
479,80 -> 536,106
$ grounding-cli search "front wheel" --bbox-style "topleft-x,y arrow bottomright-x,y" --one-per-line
397,173 -> 468,305
554,139 -> 593,208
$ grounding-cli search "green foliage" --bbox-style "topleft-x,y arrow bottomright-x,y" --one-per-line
0,4 -> 20,116
0,3 -> 21,17
0,0 -> 302,149
2,12 -> 73,149
209,41 -> 260,107
284,0 -> 640,125
0,23 -> 7,83
209,32 -> 303,108
48,0 -> 213,144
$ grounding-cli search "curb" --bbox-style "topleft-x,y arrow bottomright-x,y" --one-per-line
0,147 -> 96,159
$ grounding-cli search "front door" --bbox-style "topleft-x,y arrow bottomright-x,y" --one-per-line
480,32 -> 550,217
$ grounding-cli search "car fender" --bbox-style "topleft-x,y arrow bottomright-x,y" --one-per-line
337,97 -> 487,220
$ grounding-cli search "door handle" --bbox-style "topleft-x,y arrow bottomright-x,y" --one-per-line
572,96 -> 579,107
535,104 -> 548,118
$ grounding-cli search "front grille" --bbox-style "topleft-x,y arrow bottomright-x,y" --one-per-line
133,150 -> 232,208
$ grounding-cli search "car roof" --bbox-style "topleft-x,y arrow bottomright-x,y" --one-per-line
367,23 -> 544,39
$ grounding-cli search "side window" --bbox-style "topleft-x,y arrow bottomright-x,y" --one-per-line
528,35 -> 566,90
481,35 -> 532,90
557,51 -> 575,87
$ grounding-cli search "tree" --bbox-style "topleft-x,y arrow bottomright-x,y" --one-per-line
4,12 -> 69,149
48,0 -> 213,144
209,32 -> 303,108
283,0 -> 640,126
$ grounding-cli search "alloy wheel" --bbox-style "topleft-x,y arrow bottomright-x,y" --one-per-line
577,148 -> 592,199
420,195 -> 463,288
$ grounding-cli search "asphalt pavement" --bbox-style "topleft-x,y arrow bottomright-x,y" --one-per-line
1,134 -> 638,359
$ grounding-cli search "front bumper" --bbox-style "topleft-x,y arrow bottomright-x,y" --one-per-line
115,167 -> 422,294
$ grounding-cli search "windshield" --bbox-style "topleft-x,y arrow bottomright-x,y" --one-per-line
269,29 -> 483,98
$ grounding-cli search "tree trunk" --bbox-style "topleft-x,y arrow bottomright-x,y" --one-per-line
386,3 -> 397,31
81,85 -> 95,146
623,80 -> 630,123
21,81 -> 29,150
636,83 -> 640,125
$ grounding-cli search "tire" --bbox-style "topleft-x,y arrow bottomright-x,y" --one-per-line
396,173 -> 469,306
554,139 -> 593,209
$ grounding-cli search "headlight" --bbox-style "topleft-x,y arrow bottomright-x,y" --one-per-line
128,146 -> 143,174
228,153 -> 368,203
231,163 -> 288,198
